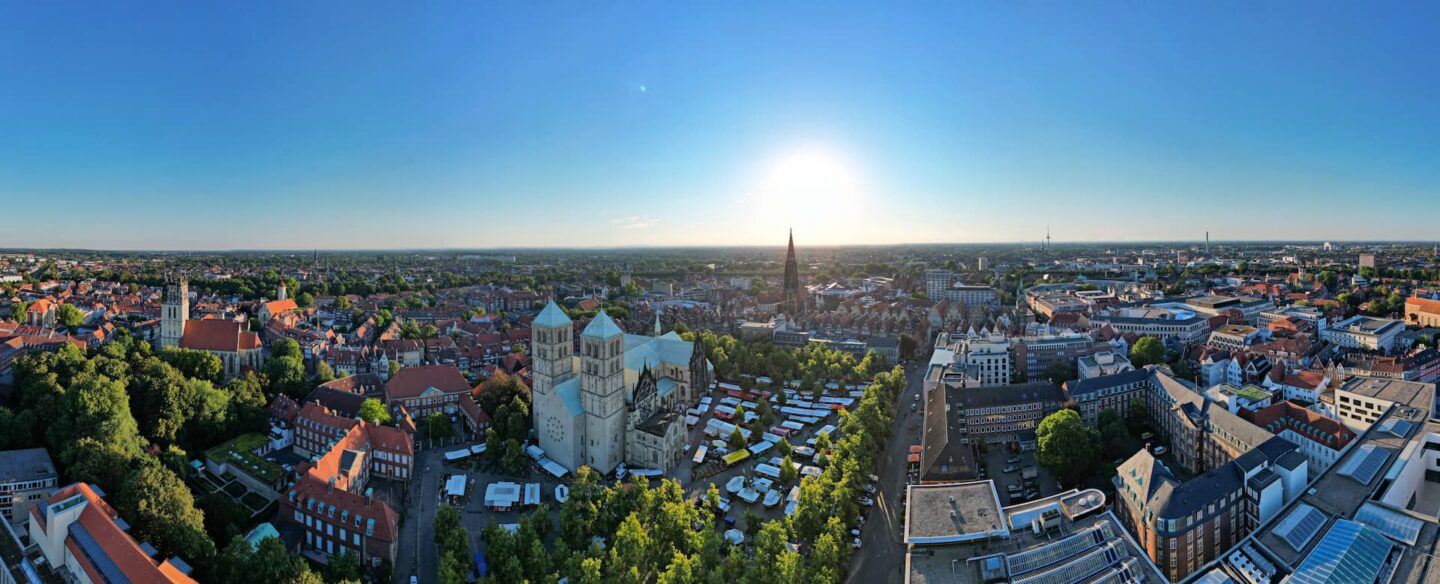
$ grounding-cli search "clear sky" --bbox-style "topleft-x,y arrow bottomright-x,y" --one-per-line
2,2 -> 1438,250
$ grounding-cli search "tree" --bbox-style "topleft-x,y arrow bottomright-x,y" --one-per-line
359,398 -> 392,425
325,549 -> 361,583
1130,337 -> 1165,367
428,412 -> 455,439
1041,361 -> 1075,385
1097,409 -> 1132,460
334,295 -> 351,309
314,360 -> 336,384
56,303 -> 86,330
296,292 -> 315,308
114,460 -> 215,568
161,348 -> 224,384
1125,397 -> 1150,435
388,360 -> 402,379
1036,409 -> 1100,483
270,338 -> 302,360
898,333 -> 920,360
264,356 -> 308,398
727,426 -> 747,450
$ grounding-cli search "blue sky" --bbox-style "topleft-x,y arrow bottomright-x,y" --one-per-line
2,2 -> 1438,249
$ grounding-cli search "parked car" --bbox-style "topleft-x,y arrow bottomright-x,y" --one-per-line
1002,465 -> 1019,474
1152,445 -> 1168,456
867,474 -> 880,483
859,496 -> 875,507
1006,456 -> 1022,464
1024,489 -> 1039,500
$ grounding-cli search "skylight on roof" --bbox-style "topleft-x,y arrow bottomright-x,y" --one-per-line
1275,504 -> 1327,551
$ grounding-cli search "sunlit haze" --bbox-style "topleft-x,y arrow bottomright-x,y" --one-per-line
3,2 -> 1440,249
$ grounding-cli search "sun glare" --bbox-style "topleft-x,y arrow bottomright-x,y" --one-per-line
753,148 -> 863,239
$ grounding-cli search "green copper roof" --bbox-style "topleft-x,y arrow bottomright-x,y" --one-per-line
534,300 -> 572,328
582,309 -> 624,339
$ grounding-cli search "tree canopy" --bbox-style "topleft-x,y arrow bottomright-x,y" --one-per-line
1129,337 -> 1165,368
1036,409 -> 1100,483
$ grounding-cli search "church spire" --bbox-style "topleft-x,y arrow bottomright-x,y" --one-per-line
654,311 -> 662,336
782,229 -> 802,315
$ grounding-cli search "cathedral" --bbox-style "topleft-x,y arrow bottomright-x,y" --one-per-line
529,301 -> 711,474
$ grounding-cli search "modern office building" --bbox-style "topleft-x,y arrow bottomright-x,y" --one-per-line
0,449 -> 57,527
1322,315 -> 1404,352
28,483 -> 198,583
1333,377 -> 1433,431
903,480 -> 1167,584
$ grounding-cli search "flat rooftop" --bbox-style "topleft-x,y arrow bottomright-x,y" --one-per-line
904,481 -> 1006,544
1335,315 -> 1403,335
906,510 -> 1165,584
1251,402 -> 1430,568
1341,378 -> 1433,409
0,448 -> 56,484
1213,324 -> 1257,336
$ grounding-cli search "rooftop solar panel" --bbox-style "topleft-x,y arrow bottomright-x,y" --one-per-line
1338,445 -> 1390,485
1289,520 -> 1396,584
1275,504 -> 1327,551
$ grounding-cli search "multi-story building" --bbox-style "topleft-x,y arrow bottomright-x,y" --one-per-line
955,382 -> 1064,446
1240,401 -> 1355,473
1257,305 -> 1326,331
957,337 -> 1011,387
280,403 -> 411,567
1063,368 -> 1150,426
1092,313 -> 1211,346
918,373 -> 977,484
1113,437 -> 1305,581
383,365 -> 473,419
1028,293 -> 1089,319
1322,315 -> 1404,352
903,481 -> 1168,584
1262,368 -> 1328,403
0,449 -> 56,527
1333,378 -> 1433,431
1011,332 -> 1107,381
1404,295 -> 1440,328
1207,324 -> 1258,352
1358,252 -> 1376,269
923,270 -> 953,300
28,483 -> 199,583
1077,351 -> 1134,379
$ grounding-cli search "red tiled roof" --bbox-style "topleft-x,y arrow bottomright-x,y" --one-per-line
1241,401 -> 1354,450
263,298 -> 299,316
287,474 -> 399,544
1407,296 -> 1440,316
180,319 -> 261,352
385,365 -> 470,400
44,483 -> 198,584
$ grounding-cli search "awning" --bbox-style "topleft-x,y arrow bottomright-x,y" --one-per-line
539,458 -> 568,478
445,475 -> 466,497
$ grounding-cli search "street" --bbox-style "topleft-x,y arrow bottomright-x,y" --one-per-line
846,361 -> 924,584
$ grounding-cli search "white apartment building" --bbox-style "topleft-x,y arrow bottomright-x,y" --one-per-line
1323,316 -> 1404,352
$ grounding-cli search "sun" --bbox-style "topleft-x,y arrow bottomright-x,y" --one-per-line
752,148 -> 863,237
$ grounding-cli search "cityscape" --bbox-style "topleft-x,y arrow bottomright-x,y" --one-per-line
4,4 -> 1440,584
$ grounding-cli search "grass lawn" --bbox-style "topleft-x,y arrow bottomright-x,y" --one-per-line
205,434 -> 283,484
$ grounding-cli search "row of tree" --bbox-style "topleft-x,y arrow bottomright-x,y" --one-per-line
683,330 -> 890,390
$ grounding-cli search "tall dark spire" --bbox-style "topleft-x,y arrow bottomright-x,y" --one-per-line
782,229 -> 803,315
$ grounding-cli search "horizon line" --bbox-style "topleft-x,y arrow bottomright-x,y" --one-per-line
1,238 -> 1436,255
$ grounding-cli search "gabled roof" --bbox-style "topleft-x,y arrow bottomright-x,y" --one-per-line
581,309 -> 623,339
385,365 -> 471,400
180,319 -> 261,353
